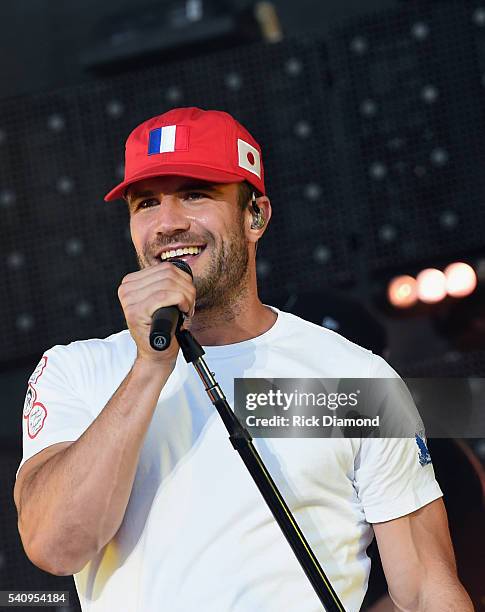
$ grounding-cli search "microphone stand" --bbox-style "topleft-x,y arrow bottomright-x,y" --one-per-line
175,328 -> 346,612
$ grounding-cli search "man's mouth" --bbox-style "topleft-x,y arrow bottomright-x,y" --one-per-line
158,245 -> 205,262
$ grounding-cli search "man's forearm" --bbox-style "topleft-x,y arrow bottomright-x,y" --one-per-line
419,577 -> 474,612
390,575 -> 474,612
18,357 -> 172,575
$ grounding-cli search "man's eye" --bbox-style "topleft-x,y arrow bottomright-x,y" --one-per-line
184,192 -> 207,201
137,198 -> 158,209
133,192 -> 207,210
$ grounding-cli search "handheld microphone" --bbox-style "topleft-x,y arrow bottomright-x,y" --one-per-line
149,259 -> 193,351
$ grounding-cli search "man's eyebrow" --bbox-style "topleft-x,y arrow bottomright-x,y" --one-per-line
126,182 -> 225,205
176,181 -> 225,193
126,189 -> 155,205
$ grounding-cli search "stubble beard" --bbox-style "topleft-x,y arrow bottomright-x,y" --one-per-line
136,220 -> 250,319
195,225 -> 249,318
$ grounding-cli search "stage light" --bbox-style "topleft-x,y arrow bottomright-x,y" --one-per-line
16,314 -> 34,332
166,86 -> 183,103
416,268 -> 447,303
444,262 -> 477,297
106,100 -> 124,118
439,210 -> 459,229
313,245 -> 331,264
304,183 -> 322,201
0,189 -> 15,208
255,2 -> 283,42
473,7 -> 485,27
256,258 -> 271,278
475,439 -> 485,460
225,73 -> 242,90
430,147 -> 449,167
360,99 -> 377,117
6,252 -> 25,269
294,120 -> 312,138
350,36 -> 368,55
322,316 -> 339,331
285,58 -> 303,76
56,176 -> 74,195
76,300 -> 93,318
369,162 -> 387,180
421,85 -> 438,104
65,238 -> 84,257
387,275 -> 418,308
411,22 -> 429,41
378,224 -> 397,243
47,113 -> 66,132
186,0 -> 203,22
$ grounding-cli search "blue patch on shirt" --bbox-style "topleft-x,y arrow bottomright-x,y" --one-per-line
415,434 -> 432,466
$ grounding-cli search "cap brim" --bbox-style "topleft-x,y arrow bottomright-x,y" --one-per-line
104,164 -> 247,202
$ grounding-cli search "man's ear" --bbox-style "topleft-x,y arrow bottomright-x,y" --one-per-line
246,195 -> 272,243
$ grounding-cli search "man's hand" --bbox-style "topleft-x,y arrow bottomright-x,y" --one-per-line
118,262 -> 196,366
373,498 -> 474,611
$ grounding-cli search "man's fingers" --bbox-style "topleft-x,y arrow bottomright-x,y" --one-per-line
118,261 -> 196,364
142,290 -> 194,322
121,275 -> 195,307
121,261 -> 192,287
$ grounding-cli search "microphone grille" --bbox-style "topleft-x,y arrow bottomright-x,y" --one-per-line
170,259 -> 193,279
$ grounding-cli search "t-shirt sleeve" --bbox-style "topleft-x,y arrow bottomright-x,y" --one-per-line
16,344 -> 95,478
353,353 -> 443,524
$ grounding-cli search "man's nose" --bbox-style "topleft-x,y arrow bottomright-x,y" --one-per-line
154,195 -> 190,235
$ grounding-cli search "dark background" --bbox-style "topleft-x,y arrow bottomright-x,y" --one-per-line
1,0 -> 485,610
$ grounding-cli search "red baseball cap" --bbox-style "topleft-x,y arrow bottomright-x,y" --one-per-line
104,106 -> 265,201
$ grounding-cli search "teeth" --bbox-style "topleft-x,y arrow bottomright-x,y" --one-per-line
161,246 -> 202,261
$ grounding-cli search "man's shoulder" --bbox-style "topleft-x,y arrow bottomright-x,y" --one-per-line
271,308 -> 377,376
277,308 -> 372,355
43,329 -> 134,366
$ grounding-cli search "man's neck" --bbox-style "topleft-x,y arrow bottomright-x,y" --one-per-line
188,295 -> 278,346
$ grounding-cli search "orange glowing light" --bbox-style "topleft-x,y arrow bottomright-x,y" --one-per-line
444,262 -> 477,298
387,275 -> 418,308
416,268 -> 447,303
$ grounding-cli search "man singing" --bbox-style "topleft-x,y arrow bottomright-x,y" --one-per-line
15,107 -> 472,611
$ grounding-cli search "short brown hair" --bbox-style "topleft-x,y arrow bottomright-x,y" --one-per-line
237,180 -> 263,210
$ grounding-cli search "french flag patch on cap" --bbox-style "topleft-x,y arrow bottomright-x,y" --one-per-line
148,125 -> 189,154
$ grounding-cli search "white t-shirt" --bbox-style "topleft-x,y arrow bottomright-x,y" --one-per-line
18,308 -> 442,612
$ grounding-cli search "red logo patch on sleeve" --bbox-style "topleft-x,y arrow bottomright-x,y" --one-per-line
29,355 -> 48,385
28,403 -> 48,439
23,385 -> 37,417
25,355 -> 49,438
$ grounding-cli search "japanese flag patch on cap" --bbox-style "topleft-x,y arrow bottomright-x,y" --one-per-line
237,139 -> 261,178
